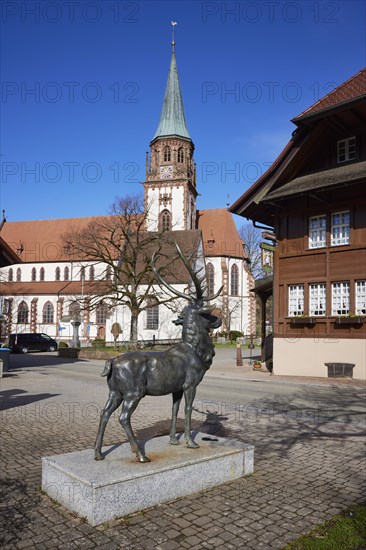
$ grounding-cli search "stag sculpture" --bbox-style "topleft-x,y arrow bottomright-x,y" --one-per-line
94,243 -> 222,463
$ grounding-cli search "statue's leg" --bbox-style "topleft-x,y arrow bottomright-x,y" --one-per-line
184,386 -> 199,449
120,397 -> 150,463
170,390 -> 183,445
94,391 -> 123,460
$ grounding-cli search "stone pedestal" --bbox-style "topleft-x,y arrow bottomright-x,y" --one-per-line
42,433 -> 254,526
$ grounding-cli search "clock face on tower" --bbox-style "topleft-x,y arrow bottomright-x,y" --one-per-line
160,165 -> 173,179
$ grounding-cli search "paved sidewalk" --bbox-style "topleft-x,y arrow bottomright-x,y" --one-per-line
209,359 -> 366,387
1,354 -> 365,549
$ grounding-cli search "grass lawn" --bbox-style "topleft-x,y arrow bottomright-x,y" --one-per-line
282,504 -> 366,549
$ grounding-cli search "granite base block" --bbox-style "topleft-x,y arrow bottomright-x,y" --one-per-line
42,432 -> 254,526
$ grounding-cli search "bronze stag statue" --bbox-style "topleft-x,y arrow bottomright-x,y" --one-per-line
94,244 -> 222,463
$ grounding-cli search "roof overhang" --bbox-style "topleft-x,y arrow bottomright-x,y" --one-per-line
263,160 -> 366,202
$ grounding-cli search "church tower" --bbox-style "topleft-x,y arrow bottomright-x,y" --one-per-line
143,33 -> 197,232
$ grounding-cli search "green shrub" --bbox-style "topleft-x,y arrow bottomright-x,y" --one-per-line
229,330 -> 243,341
92,338 -> 106,349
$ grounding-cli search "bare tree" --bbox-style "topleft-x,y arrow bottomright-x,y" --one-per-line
239,222 -> 265,279
63,194 -> 193,347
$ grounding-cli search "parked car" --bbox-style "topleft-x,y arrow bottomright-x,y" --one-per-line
8,333 -> 58,354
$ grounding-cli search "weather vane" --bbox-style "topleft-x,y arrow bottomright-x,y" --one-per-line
171,21 -> 177,52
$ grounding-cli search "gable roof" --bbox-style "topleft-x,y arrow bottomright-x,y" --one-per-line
230,68 -> 366,222
1,216 -> 109,263
293,67 -> 366,123
0,209 -> 245,264
197,208 -> 245,259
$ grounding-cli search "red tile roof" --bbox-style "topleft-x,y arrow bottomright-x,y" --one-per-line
197,209 -> 245,259
1,210 -> 245,263
294,68 -> 366,121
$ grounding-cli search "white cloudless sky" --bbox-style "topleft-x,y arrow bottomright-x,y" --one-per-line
1,0 -> 365,222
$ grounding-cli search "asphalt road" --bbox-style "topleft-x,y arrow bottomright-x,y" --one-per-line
5,348 -> 366,427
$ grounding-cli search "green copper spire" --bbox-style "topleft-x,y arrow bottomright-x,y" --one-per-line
152,37 -> 191,142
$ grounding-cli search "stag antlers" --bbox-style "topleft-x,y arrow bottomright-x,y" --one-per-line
151,241 -> 223,302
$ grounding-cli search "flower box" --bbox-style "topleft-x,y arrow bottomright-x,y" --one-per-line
334,316 -> 364,326
290,317 -> 316,325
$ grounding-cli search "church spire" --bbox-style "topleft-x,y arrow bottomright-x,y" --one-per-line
151,24 -> 191,143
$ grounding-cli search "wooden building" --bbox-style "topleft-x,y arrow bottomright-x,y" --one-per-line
231,68 -> 366,379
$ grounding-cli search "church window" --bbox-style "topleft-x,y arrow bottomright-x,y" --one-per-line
17,301 -> 29,324
178,147 -> 184,163
31,268 -> 37,281
55,267 -> 61,281
163,146 -> 171,162
89,266 -> 95,281
230,264 -> 239,296
8,268 -> 13,282
16,268 -> 22,282
160,210 -> 171,232
96,302 -> 108,324
43,301 -> 54,323
64,266 -> 70,281
206,263 -> 215,296
40,267 -> 45,281
146,299 -> 159,330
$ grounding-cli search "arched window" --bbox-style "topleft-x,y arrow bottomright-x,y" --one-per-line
105,266 -> 112,280
17,301 -> 29,324
163,146 -> 171,162
146,299 -> 159,330
55,267 -> 61,281
40,267 -> 45,281
160,210 -> 171,232
64,266 -> 70,281
89,266 -> 95,281
96,302 -> 108,324
16,268 -> 21,282
230,264 -> 239,296
43,301 -> 54,324
206,262 -> 215,297
178,147 -> 184,163
8,268 -> 13,282
31,267 -> 37,281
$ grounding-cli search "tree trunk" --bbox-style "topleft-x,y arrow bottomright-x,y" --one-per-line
130,312 -> 139,349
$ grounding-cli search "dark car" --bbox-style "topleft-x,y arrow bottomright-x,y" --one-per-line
9,333 -> 58,354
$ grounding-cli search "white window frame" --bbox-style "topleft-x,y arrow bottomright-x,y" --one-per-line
356,281 -> 366,315
309,215 -> 326,249
331,282 -> 350,316
309,283 -> 326,316
337,137 -> 356,163
331,210 -> 350,246
288,285 -> 304,317
146,301 -> 159,330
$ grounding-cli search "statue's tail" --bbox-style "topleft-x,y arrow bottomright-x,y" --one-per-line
101,359 -> 113,377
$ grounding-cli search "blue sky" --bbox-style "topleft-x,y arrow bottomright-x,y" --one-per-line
1,0 -> 365,223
